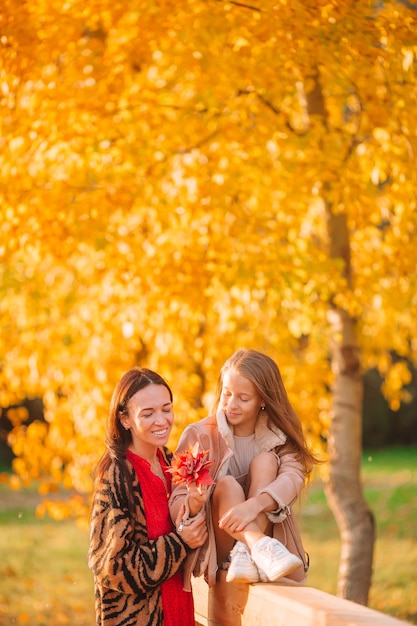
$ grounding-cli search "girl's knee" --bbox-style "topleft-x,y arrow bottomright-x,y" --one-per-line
249,451 -> 278,476
213,475 -> 242,498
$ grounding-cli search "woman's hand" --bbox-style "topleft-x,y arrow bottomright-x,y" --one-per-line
175,505 -> 208,549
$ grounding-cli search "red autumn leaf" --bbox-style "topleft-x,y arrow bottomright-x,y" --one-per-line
167,442 -> 215,488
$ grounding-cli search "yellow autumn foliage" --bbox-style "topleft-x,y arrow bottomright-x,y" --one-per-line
0,0 -> 416,519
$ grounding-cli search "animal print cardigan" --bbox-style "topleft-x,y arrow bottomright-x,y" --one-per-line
88,448 -> 191,626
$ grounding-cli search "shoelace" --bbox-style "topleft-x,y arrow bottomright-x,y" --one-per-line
234,547 -> 249,559
260,540 -> 284,557
233,545 -> 255,564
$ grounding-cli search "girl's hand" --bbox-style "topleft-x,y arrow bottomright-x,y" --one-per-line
187,480 -> 210,517
218,498 -> 261,533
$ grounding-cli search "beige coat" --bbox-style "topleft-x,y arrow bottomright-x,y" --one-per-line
169,410 -> 309,590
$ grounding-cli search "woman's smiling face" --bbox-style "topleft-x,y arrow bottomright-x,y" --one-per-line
124,384 -> 174,455
220,369 -> 263,436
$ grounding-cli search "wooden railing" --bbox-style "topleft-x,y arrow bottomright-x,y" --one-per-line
192,572 -> 412,626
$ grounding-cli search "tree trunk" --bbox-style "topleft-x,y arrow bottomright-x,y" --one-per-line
303,71 -> 375,604
325,301 -> 375,604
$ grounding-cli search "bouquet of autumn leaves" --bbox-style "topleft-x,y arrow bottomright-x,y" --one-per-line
167,442 -> 215,493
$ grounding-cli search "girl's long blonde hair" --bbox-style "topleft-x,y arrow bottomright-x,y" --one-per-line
214,348 -> 319,477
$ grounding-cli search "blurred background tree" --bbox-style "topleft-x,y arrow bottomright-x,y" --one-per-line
1,0 -> 416,606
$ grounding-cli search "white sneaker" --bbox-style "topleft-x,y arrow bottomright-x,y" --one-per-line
226,542 -> 259,583
251,537 -> 303,582
257,567 -> 268,583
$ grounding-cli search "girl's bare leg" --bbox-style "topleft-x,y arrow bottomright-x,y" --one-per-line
211,475 -> 245,566
212,452 -> 278,562
246,451 -> 278,536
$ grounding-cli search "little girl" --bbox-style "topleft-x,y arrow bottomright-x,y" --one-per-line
170,348 -> 319,588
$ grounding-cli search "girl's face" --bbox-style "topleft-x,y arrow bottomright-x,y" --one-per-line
123,384 -> 174,457
220,369 -> 264,436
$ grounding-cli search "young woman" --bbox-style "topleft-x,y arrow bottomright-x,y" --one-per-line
88,367 -> 208,626
169,348 -> 319,588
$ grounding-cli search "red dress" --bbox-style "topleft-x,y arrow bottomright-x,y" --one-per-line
126,449 -> 195,626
